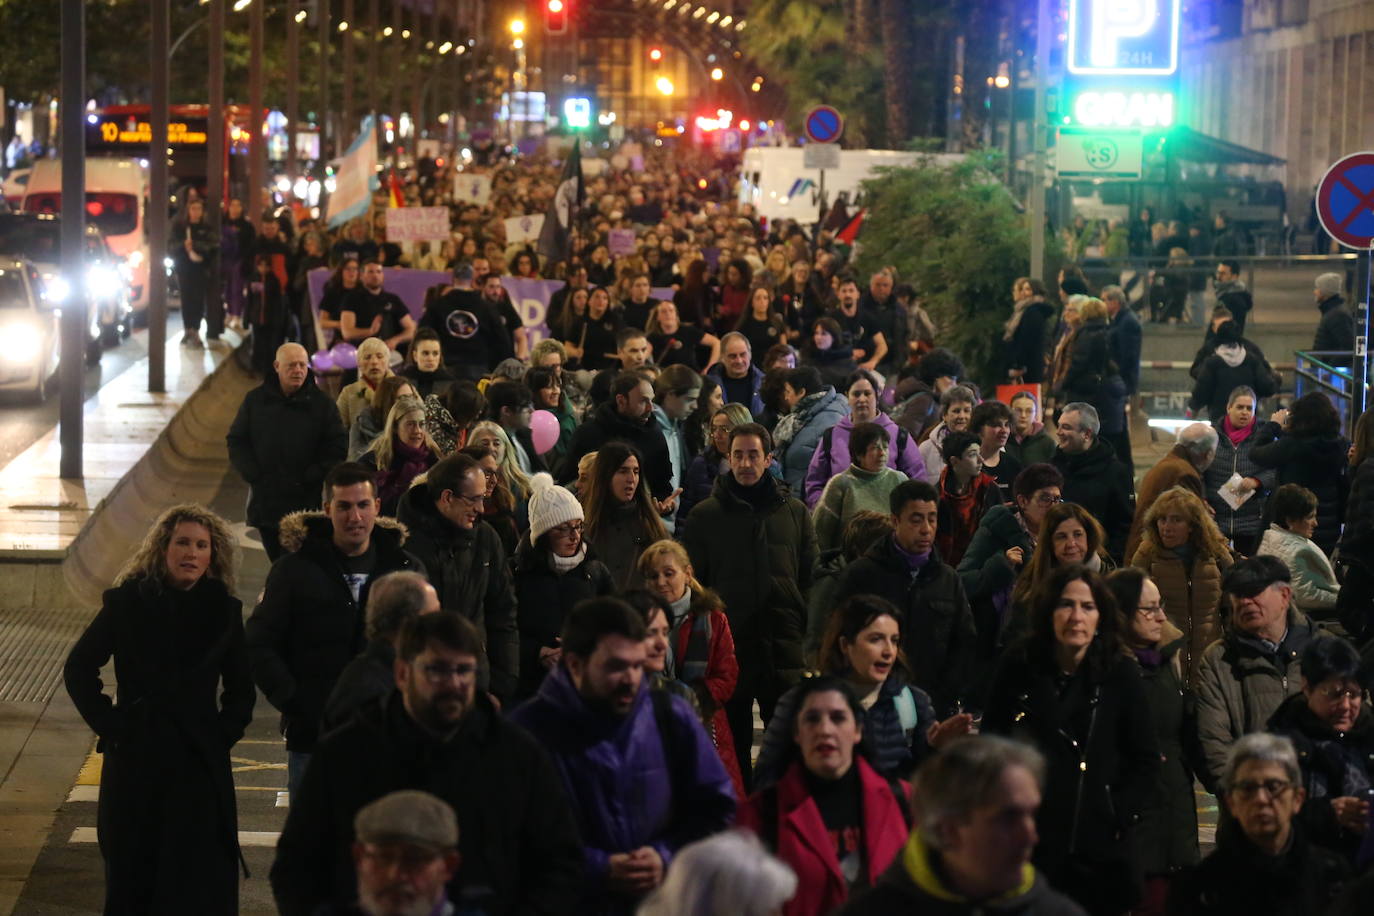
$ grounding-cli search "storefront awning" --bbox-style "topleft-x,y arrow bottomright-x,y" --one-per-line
1150,126 -> 1286,166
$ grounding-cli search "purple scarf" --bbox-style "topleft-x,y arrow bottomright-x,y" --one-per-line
378,441 -> 434,509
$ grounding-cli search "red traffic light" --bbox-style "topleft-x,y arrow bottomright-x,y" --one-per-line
648,47 -> 663,62
545,0 -> 567,33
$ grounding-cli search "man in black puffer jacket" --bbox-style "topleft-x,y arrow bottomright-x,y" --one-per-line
245,463 -> 423,799
1051,403 -> 1135,562
396,453 -> 519,705
832,479 -> 977,718
556,371 -> 674,501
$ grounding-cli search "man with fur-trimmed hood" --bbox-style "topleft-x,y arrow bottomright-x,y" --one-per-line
245,461 -> 424,800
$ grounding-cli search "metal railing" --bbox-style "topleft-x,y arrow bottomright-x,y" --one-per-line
1293,350 -> 1365,436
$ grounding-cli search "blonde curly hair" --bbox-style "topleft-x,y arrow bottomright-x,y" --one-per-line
1140,485 -> 1231,559
115,503 -> 239,592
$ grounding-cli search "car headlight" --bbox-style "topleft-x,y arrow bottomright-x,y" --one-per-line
163,256 -> 175,275
126,249 -> 145,270
0,322 -> 43,359
45,276 -> 71,303
87,264 -> 120,293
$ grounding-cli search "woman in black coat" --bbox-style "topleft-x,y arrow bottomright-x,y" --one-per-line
1250,391 -> 1350,556
1003,277 -> 1055,384
1338,412 -> 1374,639
1060,298 -> 1128,440
983,562 -> 1159,916
64,504 -> 254,915
1187,320 -> 1278,422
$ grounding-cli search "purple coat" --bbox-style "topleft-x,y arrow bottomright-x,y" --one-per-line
803,411 -> 928,507
509,665 -> 736,915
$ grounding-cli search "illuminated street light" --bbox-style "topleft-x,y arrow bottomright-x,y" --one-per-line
656,76 -> 675,96
510,18 -> 526,35
512,38 -> 524,49
439,40 -> 453,54
382,25 -> 393,36
719,15 -> 732,26
710,67 -> 723,81
649,47 -> 663,62
402,28 -> 411,38
294,9 -> 308,23
707,11 -> 719,23
337,19 -> 349,31
232,0 -> 252,10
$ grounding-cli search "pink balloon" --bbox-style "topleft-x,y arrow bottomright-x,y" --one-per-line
530,408 -> 561,455
310,349 -> 335,372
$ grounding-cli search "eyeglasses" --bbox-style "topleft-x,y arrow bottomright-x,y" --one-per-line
1033,493 -> 1063,507
1315,685 -> 1363,702
419,662 -> 478,683
549,522 -> 584,538
1137,603 -> 1167,619
452,492 -> 486,507
1230,779 -> 1293,801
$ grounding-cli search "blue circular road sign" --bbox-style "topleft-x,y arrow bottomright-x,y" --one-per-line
1316,152 -> 1374,250
803,106 -> 844,145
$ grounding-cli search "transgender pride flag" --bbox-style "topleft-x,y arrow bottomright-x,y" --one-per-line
326,116 -> 380,229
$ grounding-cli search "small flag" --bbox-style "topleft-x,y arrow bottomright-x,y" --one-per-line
325,116 -> 380,229
537,142 -> 584,264
836,208 -> 866,245
388,167 -> 405,208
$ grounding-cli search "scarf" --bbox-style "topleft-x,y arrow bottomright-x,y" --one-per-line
679,595 -> 713,684
1223,415 -> 1253,448
891,536 -> 932,576
550,542 -> 586,574
1132,646 -> 1164,669
377,441 -> 433,507
772,389 -> 828,451
1003,295 -> 1040,341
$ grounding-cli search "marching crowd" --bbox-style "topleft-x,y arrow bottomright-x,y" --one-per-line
61,147 -> 1374,916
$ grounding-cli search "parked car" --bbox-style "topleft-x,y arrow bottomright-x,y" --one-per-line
0,257 -> 61,400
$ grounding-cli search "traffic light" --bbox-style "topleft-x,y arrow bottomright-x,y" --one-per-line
648,46 -> 663,63
545,0 -> 567,34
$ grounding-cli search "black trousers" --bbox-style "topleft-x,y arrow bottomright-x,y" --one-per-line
724,655 -> 784,792
177,267 -> 208,333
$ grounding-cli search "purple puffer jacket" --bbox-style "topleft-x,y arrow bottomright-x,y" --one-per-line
509,665 -> 737,915
803,411 -> 929,507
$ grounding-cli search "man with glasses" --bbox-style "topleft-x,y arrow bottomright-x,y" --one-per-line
272,614 -> 582,915
1196,556 -> 1319,793
1167,733 -> 1349,914
397,454 -> 518,705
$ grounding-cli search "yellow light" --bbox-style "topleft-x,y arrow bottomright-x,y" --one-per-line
994,74 -> 1011,89
439,41 -> 453,54
294,9 -> 308,23
232,0 -> 251,10
382,25 -> 393,36
707,11 -> 719,22
739,119 -> 750,130
512,38 -> 523,49
401,28 -> 411,38
698,179 -> 708,189
693,7 -> 706,17
509,18 -> 526,35
548,0 -> 564,11
337,20 -> 349,31
750,82 -> 761,92
710,68 -> 723,81
719,15 -> 732,26
656,76 -> 675,96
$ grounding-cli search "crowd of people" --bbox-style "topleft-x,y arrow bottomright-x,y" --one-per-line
60,147 -> 1374,916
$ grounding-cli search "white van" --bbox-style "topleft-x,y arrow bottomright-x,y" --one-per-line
22,158 -> 149,311
738,147 -> 967,224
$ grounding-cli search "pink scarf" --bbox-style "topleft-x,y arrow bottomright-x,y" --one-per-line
1222,416 -> 1252,447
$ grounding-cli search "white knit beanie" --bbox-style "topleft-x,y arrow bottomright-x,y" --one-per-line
527,472 -> 583,545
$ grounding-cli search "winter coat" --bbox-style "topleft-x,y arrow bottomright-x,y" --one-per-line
172,216 -> 219,273
1258,525 -> 1340,613
755,674 -> 936,786
1249,422 -> 1350,555
1129,542 -> 1232,688
1189,344 -> 1279,423
226,374 -> 348,529
1166,822 -> 1350,916
511,539 -> 616,700
936,469 -> 1004,569
64,575 -> 253,915
833,536 -> 977,718
270,692 -> 582,916
1108,305 -> 1143,395
509,666 -> 737,915
916,421 -> 952,485
1060,318 -> 1127,436
834,833 -> 1088,916
319,638 -> 395,736
1268,692 -> 1374,861
1314,294 -> 1356,366
1052,442 -> 1136,562
1005,425 -> 1057,467
556,401 -> 675,499
777,387 -> 850,498
1004,298 -> 1056,383
804,548 -> 849,663
682,473 -> 816,685
957,504 -> 1036,695
738,758 -> 910,916
1203,419 -> 1277,547
336,376 -> 381,434
1194,606 -> 1317,791
1132,622 -> 1202,878
395,486 -> 519,702
672,589 -> 744,797
1340,456 -> 1374,554
982,648 -> 1159,915
244,511 -> 422,752
704,362 -> 766,417
890,379 -> 941,443
803,412 -> 928,508
813,465 -> 909,553
586,502 -> 658,591
678,449 -> 726,528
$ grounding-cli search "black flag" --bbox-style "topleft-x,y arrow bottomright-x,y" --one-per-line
537,140 -> 583,265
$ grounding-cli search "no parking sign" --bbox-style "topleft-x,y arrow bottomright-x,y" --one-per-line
1316,152 -> 1374,250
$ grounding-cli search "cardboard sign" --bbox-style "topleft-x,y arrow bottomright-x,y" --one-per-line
607,228 -> 637,256
385,207 -> 451,242
504,213 -> 545,243
453,173 -> 492,205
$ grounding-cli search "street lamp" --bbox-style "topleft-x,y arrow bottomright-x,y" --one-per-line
710,67 -> 723,81
510,18 -> 526,35
656,76 -> 674,96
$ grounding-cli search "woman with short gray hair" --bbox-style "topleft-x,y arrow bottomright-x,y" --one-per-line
637,830 -> 796,916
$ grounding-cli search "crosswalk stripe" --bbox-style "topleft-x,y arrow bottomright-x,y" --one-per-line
69,827 -> 281,847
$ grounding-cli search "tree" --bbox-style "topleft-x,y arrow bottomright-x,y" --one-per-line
853,150 -> 1049,387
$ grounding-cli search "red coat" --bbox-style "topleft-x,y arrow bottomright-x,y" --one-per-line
738,758 -> 910,916
673,590 -> 744,797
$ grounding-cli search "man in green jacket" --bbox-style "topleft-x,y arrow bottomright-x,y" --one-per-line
1195,556 -> 1317,793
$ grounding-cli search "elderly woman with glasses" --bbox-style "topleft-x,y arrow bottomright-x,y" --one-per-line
1267,636 -> 1374,864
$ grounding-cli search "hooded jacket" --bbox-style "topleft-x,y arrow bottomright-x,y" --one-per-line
509,666 -> 736,915
1188,343 -> 1278,423
244,511 -> 422,752
777,387 -> 850,498
834,832 -> 1088,916
1052,441 -> 1136,562
1194,605 -> 1318,792
226,373 -> 348,529
556,400 -> 675,500
682,473 -> 816,681
833,535 -> 976,718
803,411 -> 928,507
270,692 -> 582,916
396,485 -> 519,702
